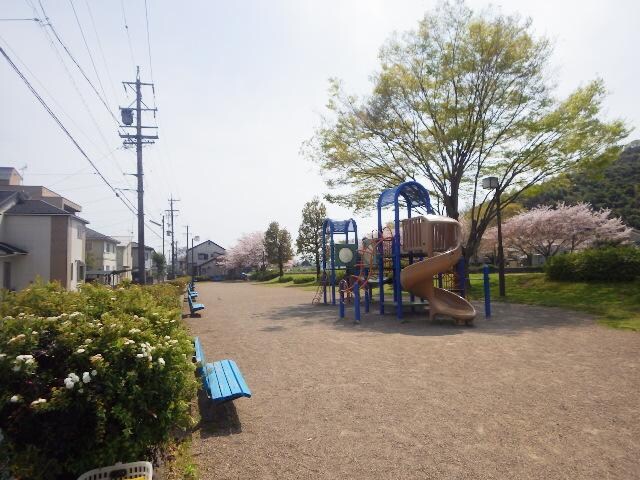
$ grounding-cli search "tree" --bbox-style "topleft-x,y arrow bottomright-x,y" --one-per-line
222,231 -> 266,271
306,1 -> 628,262
520,140 -> 640,229
481,203 -> 631,261
296,198 -> 327,278
151,252 -> 166,280
264,222 -> 294,277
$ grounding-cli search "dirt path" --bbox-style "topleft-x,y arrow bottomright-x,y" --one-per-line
185,282 -> 639,480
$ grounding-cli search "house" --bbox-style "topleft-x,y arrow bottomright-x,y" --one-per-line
85,228 -> 123,285
179,239 -> 225,276
198,256 -> 226,278
112,236 -> 134,282
0,168 -> 88,291
131,242 -> 155,283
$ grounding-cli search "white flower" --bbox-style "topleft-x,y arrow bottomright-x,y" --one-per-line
110,297 -> 116,301
78,388 -> 84,393
8,334 -> 25,344
0,354 -> 6,360
90,354 -> 103,363
91,370 -> 97,376
69,312 -> 81,319
169,339 -> 178,345
30,398 -> 47,406
129,328 -> 141,334
15,355 -> 34,363
82,372 -> 91,383
12,365 -> 20,372
158,358 -> 165,367
31,331 -> 38,335
136,353 -> 145,358
68,373 -> 80,383
76,348 -> 86,354
10,395 -> 20,403
85,339 -> 93,344
164,336 -> 171,340
64,378 -> 74,389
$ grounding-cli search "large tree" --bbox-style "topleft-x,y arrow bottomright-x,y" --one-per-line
223,231 -> 265,271
264,222 -> 294,277
296,198 -> 327,278
307,1 -> 628,261
481,203 -> 631,261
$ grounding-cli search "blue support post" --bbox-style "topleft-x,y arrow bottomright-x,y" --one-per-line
354,283 -> 361,323
483,264 -> 491,318
339,287 -> 345,318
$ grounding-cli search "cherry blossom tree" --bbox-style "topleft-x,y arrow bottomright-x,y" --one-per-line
222,231 -> 265,271
481,203 -> 631,260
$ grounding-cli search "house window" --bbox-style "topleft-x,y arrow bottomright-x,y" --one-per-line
198,253 -> 209,260
70,263 -> 74,280
77,225 -> 84,240
78,263 -> 85,281
144,252 -> 149,261
105,265 -> 110,271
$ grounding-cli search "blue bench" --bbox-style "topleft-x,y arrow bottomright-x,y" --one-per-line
193,337 -> 251,403
187,294 -> 205,316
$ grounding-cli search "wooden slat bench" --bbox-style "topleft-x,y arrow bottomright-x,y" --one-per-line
187,294 -> 205,316
193,337 -> 251,403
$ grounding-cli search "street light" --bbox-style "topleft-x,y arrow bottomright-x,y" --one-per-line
191,235 -> 200,281
483,176 -> 506,297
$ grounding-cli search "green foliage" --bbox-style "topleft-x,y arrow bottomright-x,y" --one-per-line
468,272 -> 640,331
277,276 -> 294,283
249,270 -> 279,282
152,252 -> 167,279
307,0 -> 629,261
263,222 -> 294,277
520,141 -> 640,229
0,281 -> 197,479
545,246 -> 640,282
292,275 -> 316,284
296,198 -> 327,276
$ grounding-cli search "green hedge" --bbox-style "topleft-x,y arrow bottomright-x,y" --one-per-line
0,281 -> 197,479
545,246 -> 640,282
277,276 -> 294,283
292,275 -> 316,284
248,271 -> 279,282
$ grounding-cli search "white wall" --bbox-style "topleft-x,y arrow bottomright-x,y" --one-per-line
68,218 -> 85,290
2,216 -> 52,290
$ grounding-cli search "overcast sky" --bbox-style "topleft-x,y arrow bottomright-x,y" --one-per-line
1,0 -> 638,252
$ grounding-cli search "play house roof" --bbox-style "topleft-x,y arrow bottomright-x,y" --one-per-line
378,181 -> 433,213
324,218 -> 357,234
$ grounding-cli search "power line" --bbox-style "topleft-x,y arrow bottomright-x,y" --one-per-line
68,0 -> 110,112
0,45 -> 137,217
37,0 -> 122,130
83,0 -> 118,106
120,0 -> 136,70
143,0 -> 156,106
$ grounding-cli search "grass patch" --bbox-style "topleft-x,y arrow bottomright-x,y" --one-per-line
468,273 -> 640,331
162,438 -> 198,480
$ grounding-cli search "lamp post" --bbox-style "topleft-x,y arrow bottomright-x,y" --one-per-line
483,176 -> 506,297
191,235 -> 200,282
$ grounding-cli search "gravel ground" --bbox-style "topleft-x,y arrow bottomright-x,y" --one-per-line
184,281 -> 639,480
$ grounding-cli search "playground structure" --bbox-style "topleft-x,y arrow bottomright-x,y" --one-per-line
317,181 -> 478,325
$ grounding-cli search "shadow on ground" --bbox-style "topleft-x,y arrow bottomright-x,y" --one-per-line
196,390 -> 242,437
261,300 -> 594,336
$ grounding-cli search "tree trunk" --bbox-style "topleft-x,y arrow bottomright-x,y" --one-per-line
278,260 -> 284,277
315,252 -> 321,279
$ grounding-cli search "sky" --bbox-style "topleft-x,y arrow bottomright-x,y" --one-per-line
1,0 -> 638,254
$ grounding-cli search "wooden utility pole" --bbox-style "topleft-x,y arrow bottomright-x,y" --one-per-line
166,196 -> 179,279
119,66 -> 158,284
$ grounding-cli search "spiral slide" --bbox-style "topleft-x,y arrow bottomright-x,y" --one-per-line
400,245 -> 476,325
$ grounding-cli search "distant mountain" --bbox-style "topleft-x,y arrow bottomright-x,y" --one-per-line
520,141 -> 640,229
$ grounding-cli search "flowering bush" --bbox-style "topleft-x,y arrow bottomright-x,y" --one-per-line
545,246 -> 640,282
0,281 -> 197,479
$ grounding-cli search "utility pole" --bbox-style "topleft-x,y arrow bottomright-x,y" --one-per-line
184,225 -> 190,277
119,66 -> 158,285
166,196 -> 179,279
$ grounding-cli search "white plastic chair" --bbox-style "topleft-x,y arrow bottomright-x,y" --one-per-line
77,461 -> 152,480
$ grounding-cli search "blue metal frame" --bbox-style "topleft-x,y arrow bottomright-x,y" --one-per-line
376,181 -> 434,320
321,218 -> 358,305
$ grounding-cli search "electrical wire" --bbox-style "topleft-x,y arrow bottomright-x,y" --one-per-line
0,45 -> 137,216
120,0 -> 136,70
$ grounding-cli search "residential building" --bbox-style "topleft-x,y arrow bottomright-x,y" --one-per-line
198,256 -> 225,279
112,236 -> 134,282
0,169 -> 88,291
179,239 -> 225,275
131,242 -> 155,283
85,228 -> 122,285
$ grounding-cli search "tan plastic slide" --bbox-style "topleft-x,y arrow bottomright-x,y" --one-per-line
400,244 -> 476,325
